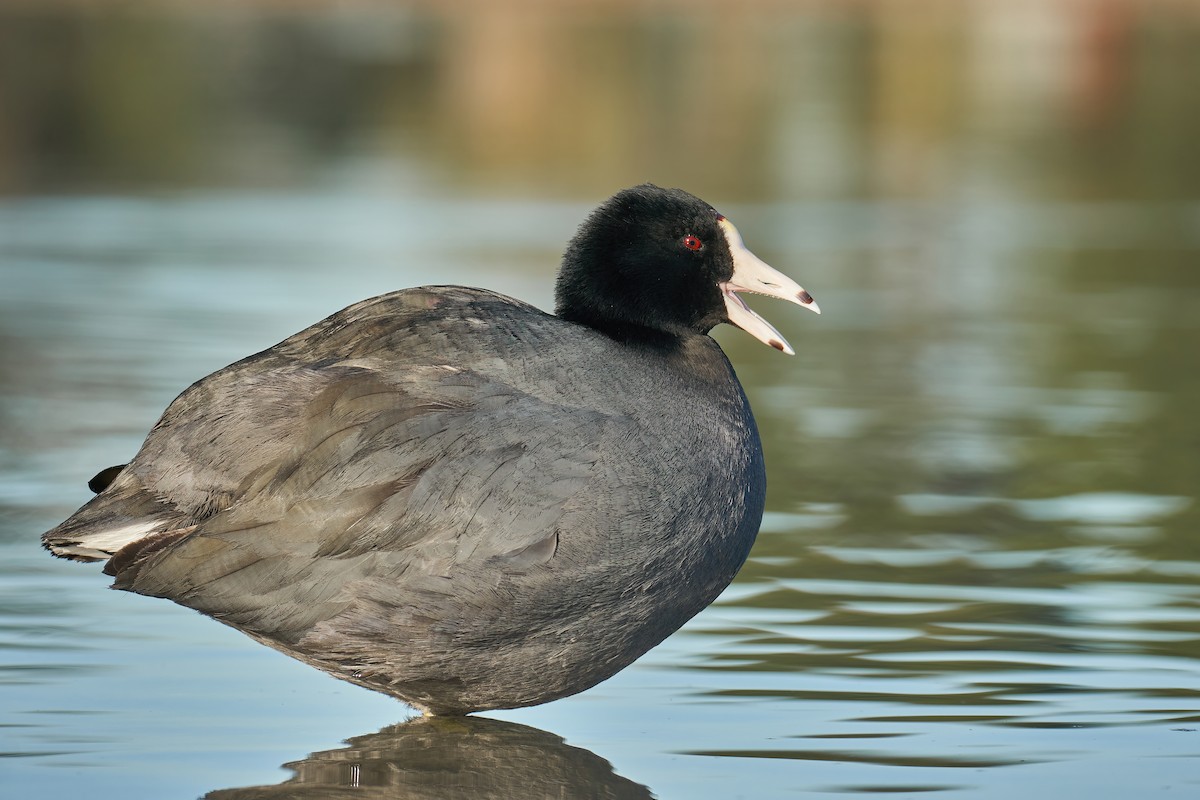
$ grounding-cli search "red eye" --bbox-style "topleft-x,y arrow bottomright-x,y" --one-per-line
682,234 -> 703,251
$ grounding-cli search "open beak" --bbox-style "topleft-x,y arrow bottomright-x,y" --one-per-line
717,216 -> 820,355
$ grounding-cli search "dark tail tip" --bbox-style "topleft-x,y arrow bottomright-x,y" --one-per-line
88,464 -> 127,494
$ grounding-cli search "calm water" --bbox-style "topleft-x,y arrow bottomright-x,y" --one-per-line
3,4 -> 1200,799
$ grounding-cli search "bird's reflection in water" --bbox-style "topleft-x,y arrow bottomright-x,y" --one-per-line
203,715 -> 653,800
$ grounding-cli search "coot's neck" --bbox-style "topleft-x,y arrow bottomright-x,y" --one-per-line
554,306 -> 738,390
555,306 -> 687,355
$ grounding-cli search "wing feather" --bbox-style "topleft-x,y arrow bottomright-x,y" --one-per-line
117,366 -> 611,645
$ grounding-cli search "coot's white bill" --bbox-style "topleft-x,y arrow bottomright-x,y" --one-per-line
718,216 -> 820,355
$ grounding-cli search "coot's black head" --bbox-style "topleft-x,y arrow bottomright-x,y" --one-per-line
555,184 -> 819,354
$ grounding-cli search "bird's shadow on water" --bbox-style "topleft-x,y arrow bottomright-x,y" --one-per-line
202,715 -> 653,800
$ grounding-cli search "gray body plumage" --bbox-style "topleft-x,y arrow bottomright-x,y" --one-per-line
44,286 -> 765,714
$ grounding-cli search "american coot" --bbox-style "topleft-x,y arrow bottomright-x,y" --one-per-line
42,184 -> 819,715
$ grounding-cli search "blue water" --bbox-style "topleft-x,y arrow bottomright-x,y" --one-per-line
2,183 -> 1198,798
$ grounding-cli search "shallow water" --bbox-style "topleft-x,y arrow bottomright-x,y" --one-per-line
3,183 -> 1198,799
3,4 -> 1200,799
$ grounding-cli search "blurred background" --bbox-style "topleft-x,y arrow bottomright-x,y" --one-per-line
1,1 -> 1199,798
3,0 -> 1198,203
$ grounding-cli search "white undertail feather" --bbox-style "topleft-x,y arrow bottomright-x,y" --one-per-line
47,520 -> 164,561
